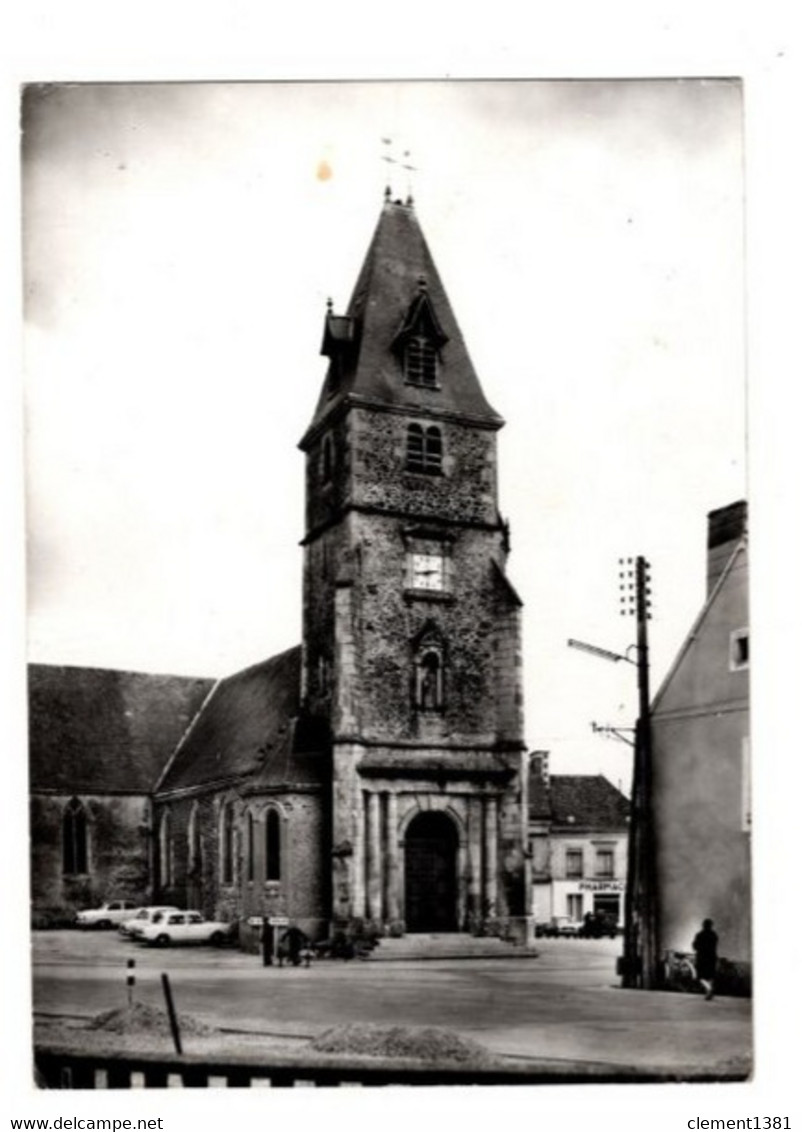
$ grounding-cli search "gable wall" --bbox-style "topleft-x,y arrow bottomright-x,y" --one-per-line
652,547 -> 750,963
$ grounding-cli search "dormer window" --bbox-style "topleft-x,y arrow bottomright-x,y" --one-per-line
405,335 -> 438,387
393,280 -> 449,389
406,423 -> 443,474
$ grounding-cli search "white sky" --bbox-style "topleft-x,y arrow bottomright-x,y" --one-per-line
22,80 -> 746,788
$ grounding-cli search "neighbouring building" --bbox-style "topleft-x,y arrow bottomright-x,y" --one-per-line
29,191 -> 533,946
650,500 -> 750,992
529,753 -> 629,931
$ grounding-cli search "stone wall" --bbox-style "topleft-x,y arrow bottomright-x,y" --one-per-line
301,519 -> 350,722
349,408 -> 499,526
331,514 -> 514,746
154,787 -> 328,946
30,793 -> 152,923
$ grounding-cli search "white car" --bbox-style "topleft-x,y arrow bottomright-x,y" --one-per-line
118,905 -> 179,938
137,910 -> 234,947
75,900 -> 140,929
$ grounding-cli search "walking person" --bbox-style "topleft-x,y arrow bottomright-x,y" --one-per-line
692,918 -> 718,1000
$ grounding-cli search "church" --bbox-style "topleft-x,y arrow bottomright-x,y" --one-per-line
29,191 -> 533,948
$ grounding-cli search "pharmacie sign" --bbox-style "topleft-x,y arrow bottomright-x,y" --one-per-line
578,881 -> 625,893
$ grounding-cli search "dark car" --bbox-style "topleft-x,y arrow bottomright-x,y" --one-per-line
579,911 -> 619,939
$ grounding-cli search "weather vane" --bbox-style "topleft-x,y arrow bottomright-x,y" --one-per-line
381,137 -> 417,203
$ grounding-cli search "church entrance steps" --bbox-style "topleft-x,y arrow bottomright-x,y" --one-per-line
368,933 -> 539,962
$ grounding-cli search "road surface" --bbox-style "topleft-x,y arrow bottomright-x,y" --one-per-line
32,931 -> 751,1075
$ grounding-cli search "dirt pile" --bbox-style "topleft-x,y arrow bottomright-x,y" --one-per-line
311,1023 -> 494,1064
87,1002 -> 215,1037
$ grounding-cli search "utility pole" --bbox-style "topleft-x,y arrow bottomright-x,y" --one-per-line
619,556 -> 659,988
567,554 -> 659,989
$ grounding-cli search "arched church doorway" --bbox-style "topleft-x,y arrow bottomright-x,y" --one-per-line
404,811 -> 458,932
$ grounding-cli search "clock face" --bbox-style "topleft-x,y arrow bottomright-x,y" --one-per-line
412,553 -> 444,591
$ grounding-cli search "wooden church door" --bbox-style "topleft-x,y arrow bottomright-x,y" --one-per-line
404,811 -> 458,932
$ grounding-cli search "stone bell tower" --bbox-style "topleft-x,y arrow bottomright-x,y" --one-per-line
299,191 -> 531,940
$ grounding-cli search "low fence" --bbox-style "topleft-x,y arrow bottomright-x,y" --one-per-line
34,1045 -> 749,1088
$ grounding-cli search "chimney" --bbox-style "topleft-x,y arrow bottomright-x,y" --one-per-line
529,750 -> 550,788
707,500 -> 747,596
527,750 -> 551,823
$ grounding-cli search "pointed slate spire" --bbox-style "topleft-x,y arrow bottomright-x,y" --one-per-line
302,196 -> 502,447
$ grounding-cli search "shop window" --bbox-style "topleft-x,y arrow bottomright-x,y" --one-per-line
567,894 -> 584,921
565,849 -> 583,878
62,798 -> 87,876
265,808 -> 281,882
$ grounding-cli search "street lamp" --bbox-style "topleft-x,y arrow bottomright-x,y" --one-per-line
590,721 -> 635,746
567,638 -> 636,665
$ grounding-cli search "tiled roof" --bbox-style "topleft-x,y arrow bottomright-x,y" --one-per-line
28,664 -> 214,794
529,774 -> 629,829
156,646 -> 327,795
302,198 -> 502,444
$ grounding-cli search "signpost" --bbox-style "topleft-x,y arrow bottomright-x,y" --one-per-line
257,915 -> 290,965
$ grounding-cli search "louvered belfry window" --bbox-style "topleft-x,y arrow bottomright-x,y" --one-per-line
406,424 -> 443,474
406,335 -> 437,387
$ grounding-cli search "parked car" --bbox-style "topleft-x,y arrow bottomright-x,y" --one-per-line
75,901 -> 140,929
118,906 -> 179,938
137,910 -> 234,947
538,916 -> 583,938
554,917 -> 583,937
578,911 -> 619,939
